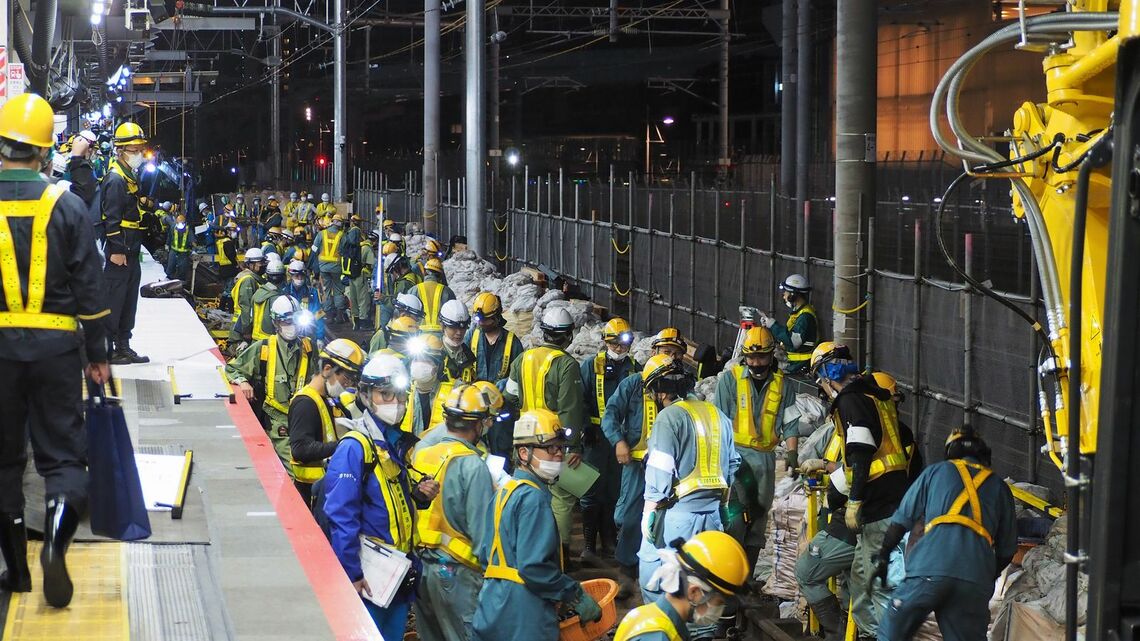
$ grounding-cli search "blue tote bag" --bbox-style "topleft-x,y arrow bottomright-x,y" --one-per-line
86,381 -> 152,541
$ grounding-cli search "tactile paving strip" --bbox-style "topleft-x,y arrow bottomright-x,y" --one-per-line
126,544 -> 212,641
2,542 -> 127,640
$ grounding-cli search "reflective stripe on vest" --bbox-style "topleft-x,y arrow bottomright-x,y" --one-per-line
290,386 -> 338,483
251,294 -> 274,341
216,238 -> 233,265
231,272 -> 254,321
730,365 -> 784,450
107,160 -> 146,227
341,430 -> 416,552
674,400 -> 728,497
412,440 -> 480,569
614,603 -> 683,641
171,228 -> 191,252
833,395 -> 908,483
823,432 -> 844,462
592,352 -> 607,426
400,382 -> 448,435
784,304 -> 817,361
924,459 -> 995,545
0,184 -> 78,332
416,281 -> 446,332
470,328 -> 515,380
319,230 -> 342,262
629,392 -> 658,461
520,347 -> 565,411
260,336 -> 311,413
484,479 -> 543,583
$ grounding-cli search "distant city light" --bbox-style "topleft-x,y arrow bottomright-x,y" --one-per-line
506,151 -> 520,167
901,195 -> 910,202
230,167 -> 237,174
662,116 -> 675,125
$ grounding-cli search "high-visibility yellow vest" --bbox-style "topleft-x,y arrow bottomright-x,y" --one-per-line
415,281 -> 446,332
615,602 -> 683,641
629,391 -> 658,461
412,440 -> 481,569
591,352 -> 608,426
485,479 -> 551,583
784,304 -> 817,362
259,336 -> 312,413
674,400 -> 728,498
216,237 -> 234,266
250,292 -> 278,341
231,271 -> 255,322
730,365 -> 784,450
832,395 -> 908,483
400,382 -> 448,435
319,230 -> 343,263
823,432 -> 844,462
0,184 -> 82,332
106,159 -> 145,229
170,227 -> 191,253
292,246 -> 309,263
924,459 -> 995,545
469,328 -> 516,380
290,386 -> 340,483
519,346 -> 566,411
340,430 -> 416,553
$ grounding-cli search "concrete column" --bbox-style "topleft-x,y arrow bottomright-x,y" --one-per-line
332,0 -> 347,201
717,0 -> 730,181
795,0 -> 811,251
779,0 -> 797,204
270,8 -> 281,185
423,0 -> 440,234
465,0 -> 486,253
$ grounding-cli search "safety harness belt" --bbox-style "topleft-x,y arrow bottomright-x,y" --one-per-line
485,479 -> 543,583
924,459 -> 995,545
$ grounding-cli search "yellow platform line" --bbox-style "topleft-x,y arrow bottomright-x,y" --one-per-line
3,542 -> 128,640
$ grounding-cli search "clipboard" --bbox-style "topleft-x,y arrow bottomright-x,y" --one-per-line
359,536 -> 413,608
555,460 -> 600,498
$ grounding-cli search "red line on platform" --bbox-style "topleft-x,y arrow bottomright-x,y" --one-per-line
211,348 -> 382,641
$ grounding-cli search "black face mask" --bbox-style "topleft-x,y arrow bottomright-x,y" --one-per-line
748,364 -> 770,379
251,263 -> 266,275
267,273 -> 285,285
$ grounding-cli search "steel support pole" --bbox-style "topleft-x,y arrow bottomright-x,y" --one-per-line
717,0 -> 731,181
270,8 -> 281,186
466,0 -> 487,254
424,0 -> 441,234
364,26 -> 372,93
795,0 -> 811,251
332,0 -> 347,201
964,233 -> 975,426
490,9 -> 501,171
832,0 -> 876,345
779,0 -> 797,203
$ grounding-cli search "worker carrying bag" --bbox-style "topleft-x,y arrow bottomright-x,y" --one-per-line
86,380 -> 152,541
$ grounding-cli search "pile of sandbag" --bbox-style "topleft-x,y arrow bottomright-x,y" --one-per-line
405,233 -> 429,262
998,516 -> 1086,630
763,479 -> 808,600
693,376 -> 719,402
442,250 -> 498,305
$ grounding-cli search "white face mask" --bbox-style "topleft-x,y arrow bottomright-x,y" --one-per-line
374,401 -> 406,426
691,598 -> 725,626
291,277 -> 305,287
606,348 -> 628,362
124,152 -> 145,170
531,457 -> 562,483
278,324 -> 298,341
325,374 -> 345,398
443,334 -> 462,349
410,361 -> 436,385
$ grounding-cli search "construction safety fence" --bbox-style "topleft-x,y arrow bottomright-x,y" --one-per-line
354,165 -> 1062,496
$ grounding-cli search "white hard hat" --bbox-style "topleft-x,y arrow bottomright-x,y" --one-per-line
383,253 -> 402,273
390,233 -> 403,242
779,273 -> 811,294
265,252 -> 282,264
321,193 -> 330,202
288,260 -> 306,275
244,247 -> 265,262
266,258 -> 285,275
198,202 -> 208,211
395,292 -> 424,315
280,228 -> 294,239
290,192 -> 298,199
270,295 -> 299,321
440,299 -> 470,328
360,353 -> 409,392
78,130 -> 98,144
540,307 -> 575,333
236,194 -> 244,200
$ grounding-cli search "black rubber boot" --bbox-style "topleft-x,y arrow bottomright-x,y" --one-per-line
42,496 -> 79,608
810,594 -> 846,641
598,504 -> 617,556
580,504 -> 599,560
0,513 -> 31,592
117,340 -> 150,364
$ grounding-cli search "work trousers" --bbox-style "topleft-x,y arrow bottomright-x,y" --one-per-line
0,350 -> 88,513
415,557 -> 483,641
262,406 -> 293,476
550,483 -> 576,546
103,254 -> 142,344
851,517 -> 893,636
349,275 -> 372,322
795,529 -> 856,605
614,460 -> 646,569
364,598 -> 410,641
637,506 -> 723,640
320,270 -> 346,319
166,251 -> 191,283
736,447 -> 777,549
580,437 -> 619,510
878,576 -> 992,641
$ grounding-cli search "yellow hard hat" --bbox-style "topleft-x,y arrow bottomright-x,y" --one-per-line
472,380 -> 505,413
319,215 -> 331,229
0,94 -> 55,148
652,327 -> 685,351
383,218 -> 395,228
350,214 -> 362,223
175,214 -> 187,224
513,408 -> 567,446
406,333 -> 444,362
443,383 -> 492,421
424,238 -> 444,255
320,338 -> 365,375
424,257 -> 445,275
224,220 -> 238,231
741,327 -> 776,355
382,241 -> 401,256
472,292 -> 502,319
333,213 -> 348,223
676,531 -> 750,596
809,341 -> 852,373
386,315 -> 420,339
113,122 -> 147,147
641,354 -> 678,388
871,371 -> 898,396
293,226 -> 306,236
267,226 -> 283,236
224,203 -> 235,211
603,317 -> 633,344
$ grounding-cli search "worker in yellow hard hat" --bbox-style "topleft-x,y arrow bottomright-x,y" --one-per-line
413,258 -> 456,333
471,378 -> 517,470
465,291 -> 523,382
638,355 -> 740,638
311,210 -> 349,323
0,93 -> 111,609
807,342 -> 908,637
579,317 -> 638,561
471,409 -> 603,641
400,334 -> 448,435
342,213 -> 375,331
713,326 -> 798,571
216,221 -> 240,293
411,384 -> 497,641
102,120 -> 151,364
617,530 -> 749,640
165,213 -> 195,282
599,327 -> 685,575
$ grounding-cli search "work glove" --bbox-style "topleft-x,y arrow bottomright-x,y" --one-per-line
797,458 -> 828,475
785,451 -> 799,478
640,509 -> 659,546
573,587 -> 603,624
758,313 -> 776,329
869,552 -> 890,594
845,499 -> 863,533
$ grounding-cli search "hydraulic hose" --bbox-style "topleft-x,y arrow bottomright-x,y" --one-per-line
12,4 -> 34,77
30,0 -> 58,96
